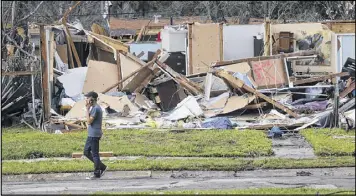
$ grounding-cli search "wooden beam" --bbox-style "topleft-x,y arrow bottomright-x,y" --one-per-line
213,50 -> 317,67
66,32 -> 75,69
102,50 -> 161,93
214,70 -> 299,118
264,18 -> 271,56
243,102 -> 268,109
40,25 -> 50,120
219,23 -> 223,61
188,23 -> 193,75
116,50 -> 123,90
136,25 -> 146,42
331,23 -> 355,33
1,71 -> 40,76
90,32 -> 129,52
340,81 -> 355,98
293,72 -> 349,85
62,1 -> 82,67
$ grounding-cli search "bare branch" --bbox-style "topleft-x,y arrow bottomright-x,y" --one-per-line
2,31 -> 37,60
15,1 -> 44,25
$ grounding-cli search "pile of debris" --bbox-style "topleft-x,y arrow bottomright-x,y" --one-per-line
44,20 -> 355,133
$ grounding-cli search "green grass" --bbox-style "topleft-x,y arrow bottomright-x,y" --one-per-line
1,128 -> 273,160
2,156 -> 354,175
94,188 -> 355,195
301,128 -> 355,156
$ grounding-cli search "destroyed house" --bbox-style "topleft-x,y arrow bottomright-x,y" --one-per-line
4,19 -> 353,132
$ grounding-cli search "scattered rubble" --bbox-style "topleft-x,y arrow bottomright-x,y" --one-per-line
2,14 -> 355,133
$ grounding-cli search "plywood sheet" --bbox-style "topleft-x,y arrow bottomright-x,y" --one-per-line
220,62 -> 251,74
56,44 -> 68,64
221,94 -> 255,114
82,60 -> 119,93
119,53 -> 143,87
65,94 -> 139,119
191,23 -> 222,74
250,58 -> 288,89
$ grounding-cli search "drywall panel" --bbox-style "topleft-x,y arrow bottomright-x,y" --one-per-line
82,60 -> 119,93
223,24 -> 264,61
338,35 -> 355,72
65,94 -> 139,119
119,53 -> 143,87
271,23 -> 332,65
191,23 -> 222,74
250,58 -> 288,89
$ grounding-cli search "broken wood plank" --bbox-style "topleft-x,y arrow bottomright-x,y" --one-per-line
90,32 -> 129,53
62,1 -> 82,67
340,81 -> 355,98
247,123 -> 305,130
214,70 -> 299,118
136,25 -> 146,42
331,23 -> 355,33
102,50 -> 161,93
1,71 -> 40,76
243,102 -> 268,109
188,23 -> 193,75
40,25 -> 50,121
213,50 -> 317,67
155,60 -> 203,95
63,122 -> 83,129
116,50 -> 123,90
72,151 -> 113,158
293,72 -> 349,85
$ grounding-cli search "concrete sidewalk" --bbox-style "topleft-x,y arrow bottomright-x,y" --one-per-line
2,167 -> 355,194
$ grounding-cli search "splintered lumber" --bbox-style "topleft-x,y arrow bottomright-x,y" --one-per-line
62,1 -> 82,67
155,60 -> 203,95
136,25 -> 146,42
214,70 -> 299,118
72,151 -> 113,158
293,72 -> 350,85
243,102 -> 268,109
213,50 -> 317,67
340,81 -> 355,98
102,50 -> 161,93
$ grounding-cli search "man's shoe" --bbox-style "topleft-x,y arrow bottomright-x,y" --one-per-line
86,175 -> 100,180
100,166 -> 108,177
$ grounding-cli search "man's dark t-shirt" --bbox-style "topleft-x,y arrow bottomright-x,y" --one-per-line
88,104 -> 103,137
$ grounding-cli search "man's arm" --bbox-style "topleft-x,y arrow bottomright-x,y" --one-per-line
87,107 -> 96,125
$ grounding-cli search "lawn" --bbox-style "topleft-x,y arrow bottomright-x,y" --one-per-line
95,188 -> 355,195
2,156 -> 354,175
1,128 -> 273,160
301,128 -> 355,156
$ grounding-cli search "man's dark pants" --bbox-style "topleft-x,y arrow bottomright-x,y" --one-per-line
84,137 -> 106,177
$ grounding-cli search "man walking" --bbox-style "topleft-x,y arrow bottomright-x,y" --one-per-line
83,91 -> 108,179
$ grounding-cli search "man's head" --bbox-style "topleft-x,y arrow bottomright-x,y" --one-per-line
85,91 -> 98,105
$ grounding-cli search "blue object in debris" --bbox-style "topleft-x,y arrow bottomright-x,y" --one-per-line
267,126 -> 283,138
201,117 -> 233,129
352,90 -> 355,97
